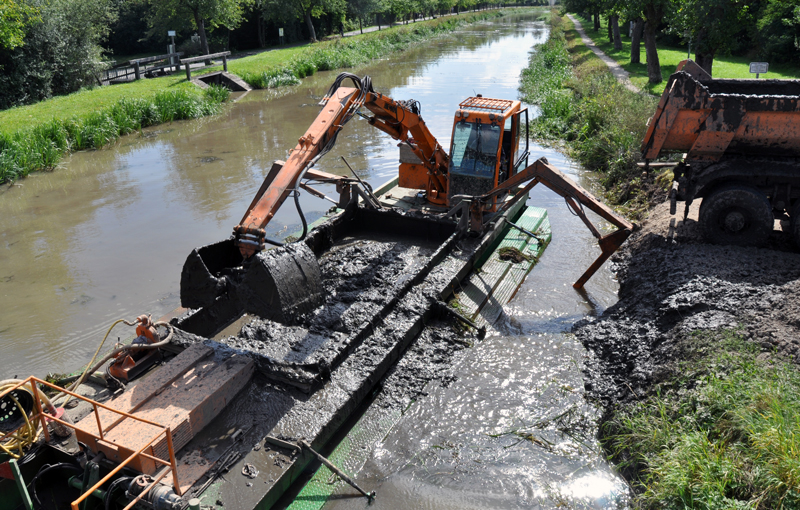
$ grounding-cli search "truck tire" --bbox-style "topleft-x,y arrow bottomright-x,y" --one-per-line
791,202 -> 800,248
698,184 -> 773,247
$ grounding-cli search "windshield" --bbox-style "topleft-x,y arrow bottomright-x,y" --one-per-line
449,121 -> 501,178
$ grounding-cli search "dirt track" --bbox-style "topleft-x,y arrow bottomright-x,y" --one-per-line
575,199 -> 800,407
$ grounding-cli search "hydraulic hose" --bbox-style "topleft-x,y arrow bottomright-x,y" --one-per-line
293,189 -> 309,240
80,321 -> 174,385
104,476 -> 133,510
58,318 -> 138,408
30,462 -> 83,509
57,319 -> 174,408
0,379 -> 57,459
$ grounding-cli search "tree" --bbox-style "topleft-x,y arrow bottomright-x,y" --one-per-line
753,0 -> 799,64
670,0 -> 752,75
149,0 -> 250,56
284,0 -> 345,42
630,16 -> 643,63
641,0 -> 669,84
347,0 -> 379,33
0,0 -> 39,49
0,0 -> 117,108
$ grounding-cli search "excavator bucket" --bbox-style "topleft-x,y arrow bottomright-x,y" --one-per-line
180,240 -> 324,323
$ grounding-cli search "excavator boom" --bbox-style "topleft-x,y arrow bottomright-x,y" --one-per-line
181,73 -> 634,316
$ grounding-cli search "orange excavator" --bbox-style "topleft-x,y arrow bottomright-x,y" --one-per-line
180,73 -> 634,316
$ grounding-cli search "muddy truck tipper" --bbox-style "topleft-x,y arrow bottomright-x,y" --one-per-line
642,59 -> 800,246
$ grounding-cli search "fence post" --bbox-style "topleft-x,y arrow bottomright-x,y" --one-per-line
185,63 -> 191,81
134,62 -> 141,80
223,55 -> 228,72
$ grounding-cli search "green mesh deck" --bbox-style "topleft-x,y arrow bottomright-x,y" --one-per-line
288,206 -> 551,510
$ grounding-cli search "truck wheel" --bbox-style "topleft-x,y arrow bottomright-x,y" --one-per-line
791,202 -> 800,248
698,184 -> 773,247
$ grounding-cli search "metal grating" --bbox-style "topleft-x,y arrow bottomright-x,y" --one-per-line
459,97 -> 515,113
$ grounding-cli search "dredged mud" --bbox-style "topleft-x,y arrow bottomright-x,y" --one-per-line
185,233 -> 444,390
575,200 -> 800,408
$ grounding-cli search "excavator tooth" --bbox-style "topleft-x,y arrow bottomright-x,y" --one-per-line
180,240 -> 324,324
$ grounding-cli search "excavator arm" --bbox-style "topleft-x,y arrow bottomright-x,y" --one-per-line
361,93 -> 450,204
234,82 -> 366,257
456,157 -> 635,289
233,73 -> 451,253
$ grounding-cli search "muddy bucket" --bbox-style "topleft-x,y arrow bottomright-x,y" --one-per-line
180,239 -> 324,323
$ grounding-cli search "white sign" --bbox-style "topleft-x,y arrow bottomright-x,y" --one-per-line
168,30 -> 176,37
278,28 -> 284,37
749,62 -> 768,74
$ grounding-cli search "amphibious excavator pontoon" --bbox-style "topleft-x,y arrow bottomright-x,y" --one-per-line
1,73 -> 632,510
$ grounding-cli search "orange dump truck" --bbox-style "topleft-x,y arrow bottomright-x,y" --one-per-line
642,60 -> 800,246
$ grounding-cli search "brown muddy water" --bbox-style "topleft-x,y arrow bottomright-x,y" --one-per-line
0,12 -> 628,508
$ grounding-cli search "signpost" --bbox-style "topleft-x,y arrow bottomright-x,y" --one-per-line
279,27 -> 284,46
168,30 -> 177,69
750,62 -> 768,79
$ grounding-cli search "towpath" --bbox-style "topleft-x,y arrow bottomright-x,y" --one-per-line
566,14 -> 639,93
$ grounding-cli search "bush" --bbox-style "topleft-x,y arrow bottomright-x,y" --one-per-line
235,9 -> 512,90
0,85 -> 229,183
0,0 -> 118,109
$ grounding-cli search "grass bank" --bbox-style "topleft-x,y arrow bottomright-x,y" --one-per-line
520,12 -> 661,219
603,329 -> 800,508
0,8 -> 531,184
0,86 -> 229,183
221,9 -> 521,89
575,14 -> 800,95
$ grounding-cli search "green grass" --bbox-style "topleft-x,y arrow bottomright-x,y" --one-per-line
0,85 -> 229,183
603,329 -> 800,509
520,12 -> 660,219
0,8 -> 535,183
574,14 -> 800,95
205,9 -> 526,89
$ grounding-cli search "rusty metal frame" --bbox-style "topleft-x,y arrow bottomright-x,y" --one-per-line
0,377 -> 181,510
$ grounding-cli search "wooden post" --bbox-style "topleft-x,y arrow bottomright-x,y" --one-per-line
134,62 -> 141,80
185,63 -> 191,81
223,55 -> 228,72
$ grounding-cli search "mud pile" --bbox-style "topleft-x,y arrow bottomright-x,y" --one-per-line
216,235 -> 442,387
575,201 -> 800,407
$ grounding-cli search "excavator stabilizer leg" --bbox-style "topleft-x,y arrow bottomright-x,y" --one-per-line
180,240 -> 324,323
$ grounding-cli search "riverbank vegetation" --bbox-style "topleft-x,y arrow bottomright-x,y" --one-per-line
0,7 -> 527,184
220,9 -> 520,88
574,13 -> 800,95
520,13 -> 660,219
562,0 -> 800,85
603,329 -> 800,509
0,85 -> 229,183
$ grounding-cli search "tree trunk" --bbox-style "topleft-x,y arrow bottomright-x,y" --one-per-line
691,28 -> 714,75
630,17 -> 643,63
193,11 -> 211,63
607,16 -> 613,42
359,18 -> 362,34
611,14 -> 622,50
304,11 -> 317,42
257,11 -> 265,48
593,11 -> 600,31
643,20 -> 661,84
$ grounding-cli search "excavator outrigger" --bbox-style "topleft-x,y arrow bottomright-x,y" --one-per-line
181,73 -> 634,315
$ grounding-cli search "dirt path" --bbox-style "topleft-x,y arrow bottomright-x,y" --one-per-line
566,14 -> 639,93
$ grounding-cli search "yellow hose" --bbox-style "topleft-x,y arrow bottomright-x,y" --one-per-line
59,318 -> 136,408
0,380 -> 53,459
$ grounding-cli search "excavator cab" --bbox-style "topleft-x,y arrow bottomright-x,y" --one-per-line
446,97 -> 529,210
